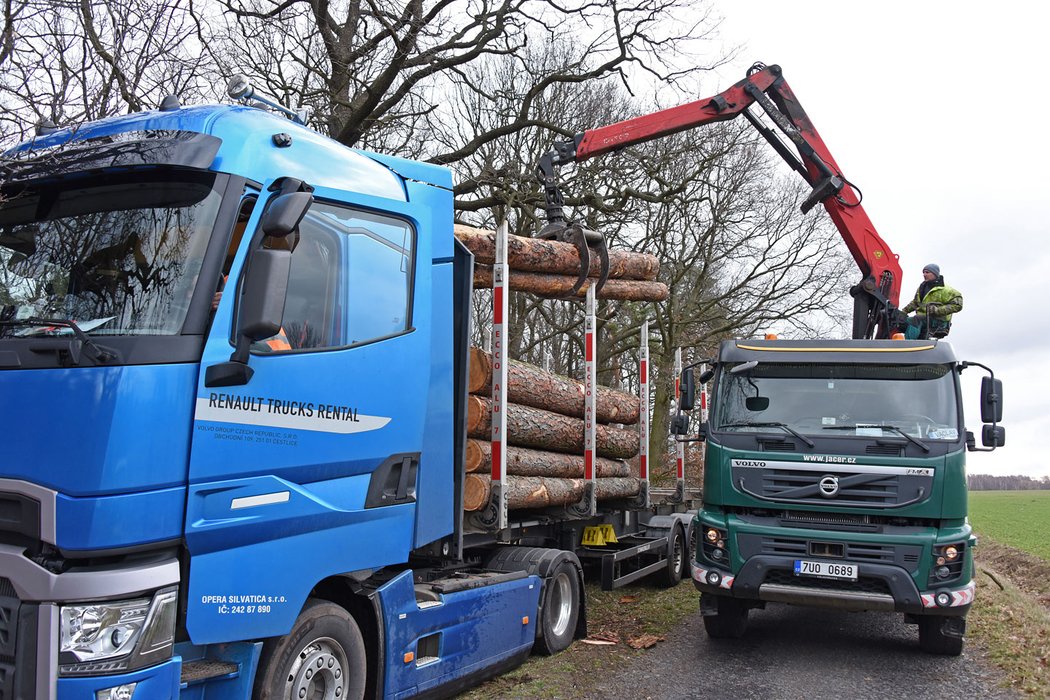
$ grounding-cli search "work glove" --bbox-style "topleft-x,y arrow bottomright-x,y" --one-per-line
925,304 -> 943,317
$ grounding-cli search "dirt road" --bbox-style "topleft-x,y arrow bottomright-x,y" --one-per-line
585,602 -> 1016,699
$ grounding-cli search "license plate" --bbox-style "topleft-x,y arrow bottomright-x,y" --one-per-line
794,559 -> 858,581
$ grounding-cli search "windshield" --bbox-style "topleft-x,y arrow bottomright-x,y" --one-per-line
0,171 -> 222,337
715,362 -> 959,440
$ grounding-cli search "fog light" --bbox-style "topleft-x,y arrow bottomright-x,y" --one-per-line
944,546 -> 959,561
716,540 -> 725,549
935,566 -> 951,579
705,528 -> 719,543
97,684 -> 136,700
935,592 -> 952,607
706,571 -> 721,585
936,556 -> 946,566
711,548 -> 725,560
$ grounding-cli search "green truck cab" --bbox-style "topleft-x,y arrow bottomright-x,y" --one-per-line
684,338 -> 1005,655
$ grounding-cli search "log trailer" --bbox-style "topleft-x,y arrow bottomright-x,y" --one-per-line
0,90 -> 698,697
537,62 -> 1007,654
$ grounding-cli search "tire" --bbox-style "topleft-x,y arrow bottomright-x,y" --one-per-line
701,594 -> 748,639
535,560 -> 581,655
657,525 -> 686,588
918,615 -> 964,656
254,599 -> 367,700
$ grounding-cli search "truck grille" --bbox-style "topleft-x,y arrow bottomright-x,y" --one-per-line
764,569 -> 893,596
765,469 -> 898,504
738,534 -> 922,572
731,459 -> 933,508
0,577 -> 36,700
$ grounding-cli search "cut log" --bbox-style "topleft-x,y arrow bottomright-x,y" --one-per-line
463,474 -> 641,511
454,224 -> 659,281
465,439 -> 632,478
473,265 -> 669,302
466,396 -> 639,460
468,347 -> 639,425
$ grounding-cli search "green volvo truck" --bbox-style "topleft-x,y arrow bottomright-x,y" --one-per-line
682,338 -> 1005,655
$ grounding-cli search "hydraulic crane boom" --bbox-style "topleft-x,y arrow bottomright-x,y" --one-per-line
537,63 -> 902,339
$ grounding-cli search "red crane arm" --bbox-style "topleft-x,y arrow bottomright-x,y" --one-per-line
537,63 -> 902,339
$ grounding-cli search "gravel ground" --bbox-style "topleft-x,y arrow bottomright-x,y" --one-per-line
586,603 -> 1017,700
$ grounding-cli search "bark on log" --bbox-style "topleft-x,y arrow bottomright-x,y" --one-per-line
465,439 -> 632,478
463,474 -> 642,512
468,347 -> 639,425
466,396 -> 639,460
454,224 -> 659,281
473,265 -> 669,302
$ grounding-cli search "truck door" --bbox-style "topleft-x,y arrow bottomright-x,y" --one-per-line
185,181 -> 434,642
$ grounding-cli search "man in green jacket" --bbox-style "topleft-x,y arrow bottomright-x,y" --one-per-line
898,263 -> 963,339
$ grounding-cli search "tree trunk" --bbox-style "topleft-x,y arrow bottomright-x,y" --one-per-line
473,265 -> 669,302
454,224 -> 659,280
465,439 -> 632,477
463,474 -> 641,511
468,347 -> 640,425
466,396 -> 639,460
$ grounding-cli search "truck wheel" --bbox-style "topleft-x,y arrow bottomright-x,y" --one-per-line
657,525 -> 686,588
918,615 -> 964,656
701,594 -> 748,639
254,599 -> 367,700
535,560 -> 581,655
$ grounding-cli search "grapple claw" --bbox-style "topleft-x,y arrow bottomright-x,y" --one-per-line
537,221 -> 609,298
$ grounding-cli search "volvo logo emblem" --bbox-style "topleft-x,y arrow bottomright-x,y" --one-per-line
818,475 -> 840,497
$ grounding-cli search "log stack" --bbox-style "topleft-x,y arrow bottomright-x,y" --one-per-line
455,224 -> 668,302
464,348 -> 643,513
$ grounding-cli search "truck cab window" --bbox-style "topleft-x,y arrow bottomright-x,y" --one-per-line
253,201 -> 414,353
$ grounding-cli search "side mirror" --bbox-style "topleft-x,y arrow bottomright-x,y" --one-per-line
205,246 -> 295,388
679,368 -> 696,411
982,425 -> 1006,448
260,191 -> 312,238
670,414 -> 690,435
238,248 -> 291,341
698,368 -> 714,384
980,377 -> 1003,423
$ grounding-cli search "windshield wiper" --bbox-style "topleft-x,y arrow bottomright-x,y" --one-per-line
0,317 -> 119,364
721,421 -> 815,448
823,424 -> 930,453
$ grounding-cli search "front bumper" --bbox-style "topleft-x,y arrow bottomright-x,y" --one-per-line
57,657 -> 181,699
691,557 -> 973,616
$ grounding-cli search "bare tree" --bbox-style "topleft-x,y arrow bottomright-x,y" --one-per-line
0,0 -> 209,141
201,0 -> 729,160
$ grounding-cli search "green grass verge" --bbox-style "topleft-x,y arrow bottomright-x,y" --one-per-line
969,491 -> 1050,561
970,541 -> 1050,696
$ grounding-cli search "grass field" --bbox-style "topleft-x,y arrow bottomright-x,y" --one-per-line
969,490 -> 1050,561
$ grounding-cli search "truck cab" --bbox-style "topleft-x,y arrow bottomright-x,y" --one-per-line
688,338 -> 1004,655
0,103 -> 481,698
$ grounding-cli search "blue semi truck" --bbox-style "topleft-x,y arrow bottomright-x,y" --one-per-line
0,96 -> 694,698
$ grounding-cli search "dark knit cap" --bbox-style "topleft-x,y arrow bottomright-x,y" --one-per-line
923,263 -> 940,276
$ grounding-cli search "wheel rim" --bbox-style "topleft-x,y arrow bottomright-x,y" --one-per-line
286,636 -> 348,700
548,572 -> 574,637
671,533 -> 684,576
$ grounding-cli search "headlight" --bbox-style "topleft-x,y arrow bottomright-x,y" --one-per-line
60,587 -> 178,676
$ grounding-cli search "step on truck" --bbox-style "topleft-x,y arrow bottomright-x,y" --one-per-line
678,338 -> 1004,654
0,86 -> 695,697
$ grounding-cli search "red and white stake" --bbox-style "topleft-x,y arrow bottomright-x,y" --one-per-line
583,284 -> 597,515
674,347 -> 685,490
490,221 -> 509,529
639,321 -> 650,497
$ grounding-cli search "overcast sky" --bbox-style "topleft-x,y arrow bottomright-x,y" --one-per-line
707,1 -> 1049,477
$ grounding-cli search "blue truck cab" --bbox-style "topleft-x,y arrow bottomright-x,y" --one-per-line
0,103 -> 560,699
